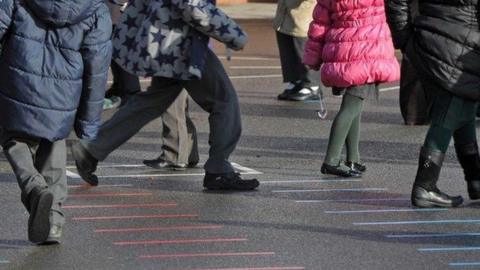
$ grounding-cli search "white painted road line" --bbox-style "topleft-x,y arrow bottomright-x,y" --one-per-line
325,208 -> 448,214
296,198 -> 409,203
450,261 -> 480,267
273,188 -> 387,193
231,162 -> 263,174
379,86 -> 400,92
419,247 -> 480,252
386,232 -> 480,238
66,170 -> 80,178
354,219 -> 480,226
261,179 -> 362,184
67,163 -> 262,179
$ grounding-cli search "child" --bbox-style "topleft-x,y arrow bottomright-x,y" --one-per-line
71,0 -> 260,191
0,0 -> 111,244
273,0 -> 327,108
303,0 -> 400,177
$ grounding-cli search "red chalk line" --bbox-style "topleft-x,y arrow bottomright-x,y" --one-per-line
139,251 -> 275,259
72,214 -> 198,221
114,237 -> 248,246
95,225 -> 223,233
63,202 -> 177,209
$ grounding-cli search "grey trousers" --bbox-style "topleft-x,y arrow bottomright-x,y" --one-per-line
160,90 -> 199,166
82,48 -> 241,173
2,133 -> 66,226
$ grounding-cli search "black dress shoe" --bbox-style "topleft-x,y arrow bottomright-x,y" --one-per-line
71,142 -> 98,186
468,181 -> 480,200
28,187 -> 54,244
411,186 -> 463,208
345,161 -> 366,172
203,172 -> 259,191
321,163 -> 361,178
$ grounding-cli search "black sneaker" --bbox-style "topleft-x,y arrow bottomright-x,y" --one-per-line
321,163 -> 361,178
289,86 -> 320,101
28,186 -> 53,244
203,172 -> 259,191
71,142 -> 99,186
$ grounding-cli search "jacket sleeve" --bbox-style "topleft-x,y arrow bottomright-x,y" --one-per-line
303,0 -> 330,69
76,4 -> 112,140
171,0 -> 247,51
384,0 -> 413,50
0,0 -> 14,44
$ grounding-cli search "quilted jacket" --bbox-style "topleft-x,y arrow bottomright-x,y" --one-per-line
112,0 -> 247,80
303,0 -> 400,87
0,0 -> 112,141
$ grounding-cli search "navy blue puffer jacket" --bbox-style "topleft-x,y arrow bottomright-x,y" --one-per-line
0,0 -> 112,141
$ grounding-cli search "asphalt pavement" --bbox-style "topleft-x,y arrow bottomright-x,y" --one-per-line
1,18 -> 480,270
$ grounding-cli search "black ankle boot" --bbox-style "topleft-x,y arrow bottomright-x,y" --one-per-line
455,142 -> 480,200
411,147 -> 463,208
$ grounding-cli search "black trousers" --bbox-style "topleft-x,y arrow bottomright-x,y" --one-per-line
276,31 -> 320,87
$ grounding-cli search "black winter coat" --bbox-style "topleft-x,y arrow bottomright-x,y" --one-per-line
0,0 -> 112,141
385,0 -> 480,101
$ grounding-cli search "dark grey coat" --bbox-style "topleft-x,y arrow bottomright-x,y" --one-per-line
0,0 -> 112,141
385,0 -> 480,101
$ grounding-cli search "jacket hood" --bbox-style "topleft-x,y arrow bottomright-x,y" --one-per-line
25,0 -> 103,27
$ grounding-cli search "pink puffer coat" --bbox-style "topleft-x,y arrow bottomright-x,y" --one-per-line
303,0 -> 400,87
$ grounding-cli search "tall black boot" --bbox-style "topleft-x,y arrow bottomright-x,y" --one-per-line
411,147 -> 463,208
454,142 -> 480,200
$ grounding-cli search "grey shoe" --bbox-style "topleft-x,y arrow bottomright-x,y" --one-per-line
71,142 -> 98,186
42,224 -> 62,245
28,187 -> 53,244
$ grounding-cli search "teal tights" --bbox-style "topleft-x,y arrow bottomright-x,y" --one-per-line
324,94 -> 364,165
424,121 -> 477,153
424,91 -> 477,153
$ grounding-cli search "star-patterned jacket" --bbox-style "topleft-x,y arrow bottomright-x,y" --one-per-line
113,0 -> 247,80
